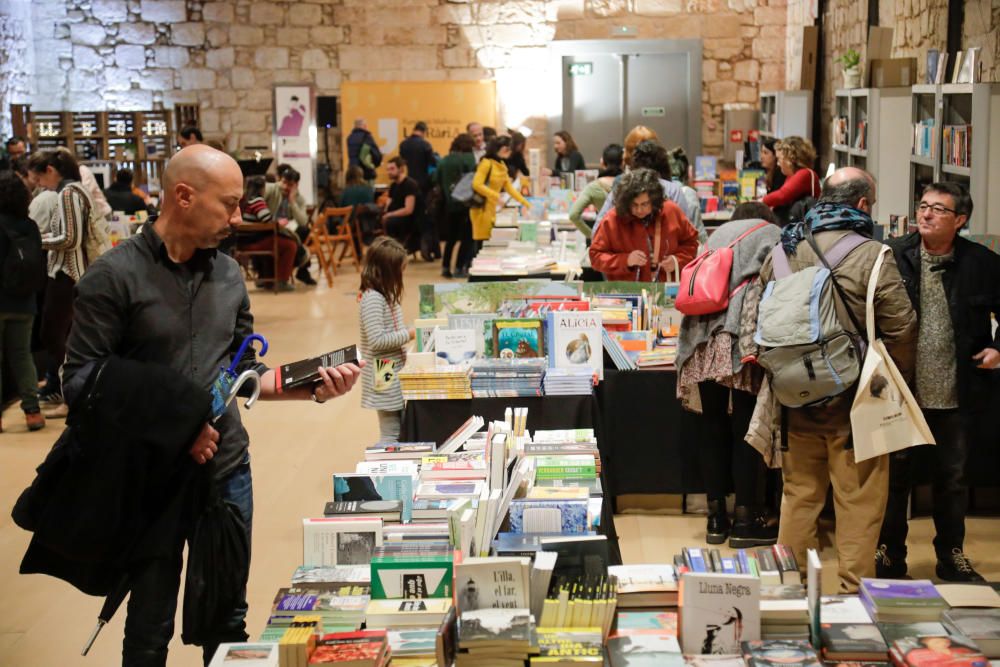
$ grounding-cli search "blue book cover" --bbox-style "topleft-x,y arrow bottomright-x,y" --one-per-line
508,500 -> 588,534
334,473 -> 414,522
684,547 -> 708,573
721,557 -> 737,574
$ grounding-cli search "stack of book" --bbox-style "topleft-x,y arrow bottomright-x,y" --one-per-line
943,608 -> 1000,658
606,610 -> 681,667
889,634 -> 988,667
265,586 -> 369,638
833,115 -> 849,146
859,579 -> 948,623
455,608 -> 537,667
469,358 -> 546,397
608,564 -> 678,608
819,595 -> 888,662
603,328 -> 636,371
398,364 -> 473,400
760,584 -> 809,640
542,366 -> 595,395
366,598 -> 455,629
742,639 -> 822,667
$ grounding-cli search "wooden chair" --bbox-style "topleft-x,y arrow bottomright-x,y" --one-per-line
326,206 -> 361,274
305,209 -> 337,288
232,222 -> 280,293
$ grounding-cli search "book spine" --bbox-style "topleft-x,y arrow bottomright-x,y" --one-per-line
683,547 -> 708,573
709,549 -> 723,573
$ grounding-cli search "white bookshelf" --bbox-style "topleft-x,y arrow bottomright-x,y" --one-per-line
831,88 -> 910,223
907,83 -> 1000,234
759,90 -> 813,140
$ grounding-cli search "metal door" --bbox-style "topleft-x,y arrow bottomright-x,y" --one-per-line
561,54 -> 623,168
624,52 -> 693,157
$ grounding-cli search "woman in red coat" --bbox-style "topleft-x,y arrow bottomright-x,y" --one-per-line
589,168 -> 700,281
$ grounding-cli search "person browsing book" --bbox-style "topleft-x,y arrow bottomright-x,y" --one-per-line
589,168 -> 699,282
60,144 -> 363,666
470,135 -> 532,245
358,236 -> 415,443
761,136 -> 821,225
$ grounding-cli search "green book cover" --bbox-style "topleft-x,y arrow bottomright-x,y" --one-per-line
370,553 -> 454,600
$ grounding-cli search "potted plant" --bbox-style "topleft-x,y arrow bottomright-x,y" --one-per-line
837,49 -> 862,88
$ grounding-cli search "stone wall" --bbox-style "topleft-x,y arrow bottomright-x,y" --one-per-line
10,0 -> 789,175
962,0 -> 999,83
0,0 -> 34,139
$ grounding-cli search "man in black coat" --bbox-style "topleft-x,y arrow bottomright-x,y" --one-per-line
877,182 -> 1000,582
59,145 -> 364,666
397,121 -> 440,260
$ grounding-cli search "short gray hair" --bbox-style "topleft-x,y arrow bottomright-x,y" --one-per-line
820,174 -> 874,207
353,118 -> 366,129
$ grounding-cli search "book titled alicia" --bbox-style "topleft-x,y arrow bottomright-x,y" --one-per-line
680,572 -> 761,655
547,311 -> 604,380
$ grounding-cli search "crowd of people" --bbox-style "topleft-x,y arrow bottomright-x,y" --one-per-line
1,114 -> 998,664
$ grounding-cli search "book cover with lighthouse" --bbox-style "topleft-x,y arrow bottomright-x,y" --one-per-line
680,572 -> 761,655
453,557 -> 531,613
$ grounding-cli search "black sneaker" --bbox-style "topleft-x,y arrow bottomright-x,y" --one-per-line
38,390 -> 64,408
729,506 -> 778,548
875,543 -> 908,578
706,499 -> 730,545
936,549 -> 985,582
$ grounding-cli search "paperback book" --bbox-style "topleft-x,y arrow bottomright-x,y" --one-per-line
454,557 -> 531,612
680,573 -> 761,654
333,473 -> 415,522
302,517 -> 382,567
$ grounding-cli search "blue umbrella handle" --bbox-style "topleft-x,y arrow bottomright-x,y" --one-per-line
226,334 -> 268,376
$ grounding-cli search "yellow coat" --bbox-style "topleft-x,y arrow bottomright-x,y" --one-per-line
469,158 -> 532,240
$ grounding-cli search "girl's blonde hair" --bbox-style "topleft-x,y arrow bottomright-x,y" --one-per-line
360,236 -> 407,305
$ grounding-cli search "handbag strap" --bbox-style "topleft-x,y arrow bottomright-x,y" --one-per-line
803,227 -> 866,337
725,220 -> 771,250
865,245 -> 890,343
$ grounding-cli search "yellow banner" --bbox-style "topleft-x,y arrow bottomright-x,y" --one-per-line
340,80 -> 497,183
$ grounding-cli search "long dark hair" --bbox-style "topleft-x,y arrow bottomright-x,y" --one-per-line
483,135 -> 512,162
554,130 -> 579,156
360,236 -> 407,306
614,168 -> 664,222
449,133 -> 475,154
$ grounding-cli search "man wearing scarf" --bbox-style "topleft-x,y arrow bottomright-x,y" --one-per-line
757,167 -> 916,593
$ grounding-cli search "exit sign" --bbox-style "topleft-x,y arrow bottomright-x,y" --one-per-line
568,62 -> 593,77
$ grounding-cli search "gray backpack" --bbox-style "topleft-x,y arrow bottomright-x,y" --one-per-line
754,229 -> 869,408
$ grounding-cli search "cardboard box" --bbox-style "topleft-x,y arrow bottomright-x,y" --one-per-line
798,26 -> 818,91
870,58 -> 917,87
865,26 -> 895,85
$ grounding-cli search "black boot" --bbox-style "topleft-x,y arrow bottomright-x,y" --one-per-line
296,266 -> 317,286
729,506 -> 778,549
875,543 -> 909,579
936,549 -> 985,582
706,499 -> 730,545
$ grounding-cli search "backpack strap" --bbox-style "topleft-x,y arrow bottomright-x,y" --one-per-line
804,227 -> 867,337
770,229 -> 867,280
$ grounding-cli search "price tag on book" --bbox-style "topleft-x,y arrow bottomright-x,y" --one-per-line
422,456 -> 449,465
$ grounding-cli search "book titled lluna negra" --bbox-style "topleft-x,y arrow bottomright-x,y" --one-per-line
681,572 -> 761,655
547,310 -> 604,380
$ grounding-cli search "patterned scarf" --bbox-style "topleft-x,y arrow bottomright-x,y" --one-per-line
780,201 -> 874,255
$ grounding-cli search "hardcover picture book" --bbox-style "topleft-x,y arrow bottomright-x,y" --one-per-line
436,329 -> 478,364
548,310 -> 604,380
448,313 -> 495,357
493,318 -> 544,359
680,572 -> 761,654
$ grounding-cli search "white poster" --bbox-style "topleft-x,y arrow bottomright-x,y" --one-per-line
273,84 -> 316,206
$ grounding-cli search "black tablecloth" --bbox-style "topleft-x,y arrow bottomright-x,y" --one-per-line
401,394 -> 623,565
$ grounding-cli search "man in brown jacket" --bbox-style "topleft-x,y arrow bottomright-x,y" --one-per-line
758,167 -> 917,593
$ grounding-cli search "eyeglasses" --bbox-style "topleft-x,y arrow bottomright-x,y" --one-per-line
917,203 -> 957,216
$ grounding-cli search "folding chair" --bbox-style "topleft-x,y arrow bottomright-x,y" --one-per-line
327,206 -> 361,274
305,209 -> 337,288
232,222 -> 280,293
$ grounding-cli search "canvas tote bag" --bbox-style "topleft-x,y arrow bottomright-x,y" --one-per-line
850,245 -> 935,462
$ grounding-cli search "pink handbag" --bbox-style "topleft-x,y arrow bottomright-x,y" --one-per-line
675,221 -> 770,316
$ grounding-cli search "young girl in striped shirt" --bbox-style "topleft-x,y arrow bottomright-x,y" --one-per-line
358,236 -> 415,442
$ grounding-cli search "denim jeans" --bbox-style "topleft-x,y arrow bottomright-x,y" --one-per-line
122,459 -> 253,667
0,313 -> 40,413
878,409 -> 969,562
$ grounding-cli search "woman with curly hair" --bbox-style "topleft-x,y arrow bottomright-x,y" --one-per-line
761,136 -> 820,219
589,168 -> 699,281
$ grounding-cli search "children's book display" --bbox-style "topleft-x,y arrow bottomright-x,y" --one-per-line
215,405 -> 1000,667
405,281 -> 681,397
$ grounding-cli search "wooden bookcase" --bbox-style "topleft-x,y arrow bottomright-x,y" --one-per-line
13,104 -> 200,195
758,90 -> 813,140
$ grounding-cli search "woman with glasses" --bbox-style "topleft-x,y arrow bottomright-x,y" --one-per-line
589,168 -> 699,282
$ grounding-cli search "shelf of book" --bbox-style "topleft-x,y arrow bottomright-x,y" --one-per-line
905,83 -> 1000,234
758,90 -> 812,140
